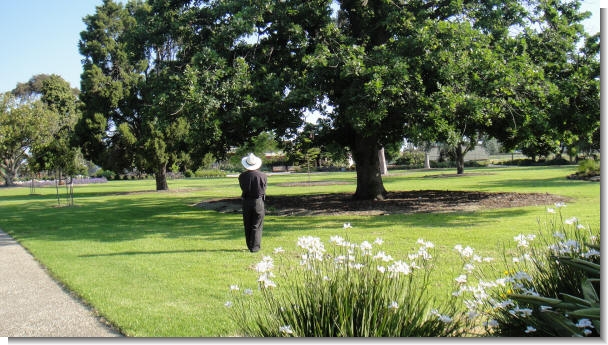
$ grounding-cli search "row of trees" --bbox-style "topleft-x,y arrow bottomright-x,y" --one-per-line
1,0 -> 599,200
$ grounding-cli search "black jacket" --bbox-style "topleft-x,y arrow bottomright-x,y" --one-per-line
238,170 -> 267,200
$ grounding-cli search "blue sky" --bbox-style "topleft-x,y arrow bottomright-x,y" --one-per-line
0,0 -> 603,93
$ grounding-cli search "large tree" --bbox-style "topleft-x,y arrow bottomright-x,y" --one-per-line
299,0 -> 530,197
75,0 -> 267,190
294,0 -> 597,193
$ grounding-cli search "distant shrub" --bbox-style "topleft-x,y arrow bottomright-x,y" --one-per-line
577,159 -> 600,176
395,150 -> 425,168
194,169 -> 226,178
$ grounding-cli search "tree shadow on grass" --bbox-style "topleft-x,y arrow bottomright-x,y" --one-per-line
0,195 -> 244,244
79,248 -> 248,257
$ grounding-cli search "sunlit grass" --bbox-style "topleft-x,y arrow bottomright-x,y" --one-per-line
0,165 -> 599,336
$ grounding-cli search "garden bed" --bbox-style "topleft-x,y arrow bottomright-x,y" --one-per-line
197,190 -> 569,216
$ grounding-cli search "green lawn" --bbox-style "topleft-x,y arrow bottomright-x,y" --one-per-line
0,165 -> 600,336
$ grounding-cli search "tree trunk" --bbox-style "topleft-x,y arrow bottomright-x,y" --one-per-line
352,137 -> 387,200
2,157 -> 19,186
424,152 -> 430,169
378,147 -> 388,176
455,144 -> 465,175
155,162 -> 168,190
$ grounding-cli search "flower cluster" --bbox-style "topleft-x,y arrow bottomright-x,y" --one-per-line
452,203 -> 600,337
225,222 -> 462,337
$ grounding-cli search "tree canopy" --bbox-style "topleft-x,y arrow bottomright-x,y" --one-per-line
73,0 -> 599,198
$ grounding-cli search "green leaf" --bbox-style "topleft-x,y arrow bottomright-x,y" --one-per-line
555,257 -> 600,277
560,293 -> 593,308
538,311 -> 584,337
567,307 -> 600,319
508,294 -> 563,306
581,278 -> 600,304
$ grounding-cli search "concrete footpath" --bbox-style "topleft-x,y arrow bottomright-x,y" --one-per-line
0,229 -> 121,338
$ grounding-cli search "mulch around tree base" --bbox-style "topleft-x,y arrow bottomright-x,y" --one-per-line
196,190 -> 569,216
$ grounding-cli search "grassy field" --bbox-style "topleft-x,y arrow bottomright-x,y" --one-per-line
0,165 -> 600,337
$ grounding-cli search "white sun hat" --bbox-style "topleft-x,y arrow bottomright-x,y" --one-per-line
241,152 -> 262,170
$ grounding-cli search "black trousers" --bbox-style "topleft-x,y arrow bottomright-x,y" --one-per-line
242,198 -> 264,252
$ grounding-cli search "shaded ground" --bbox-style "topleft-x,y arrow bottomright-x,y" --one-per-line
196,184 -> 569,216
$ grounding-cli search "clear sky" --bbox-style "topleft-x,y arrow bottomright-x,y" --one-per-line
0,0 -> 603,93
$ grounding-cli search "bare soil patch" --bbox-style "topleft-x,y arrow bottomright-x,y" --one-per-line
196,190 -> 569,216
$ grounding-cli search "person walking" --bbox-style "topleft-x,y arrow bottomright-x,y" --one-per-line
238,153 -> 267,252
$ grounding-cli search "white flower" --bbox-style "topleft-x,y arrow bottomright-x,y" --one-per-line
485,319 -> 499,328
455,274 -> 468,284
255,256 -> 274,273
417,238 -> 434,248
377,265 -> 386,273
554,202 -> 566,208
575,318 -> 594,328
494,299 -> 514,309
279,325 -> 294,334
416,247 -> 433,260
576,224 -> 586,230
547,207 -> 555,213
329,235 -> 346,246
230,285 -> 240,291
224,301 -> 233,308
360,241 -> 373,254
564,217 -> 578,225
388,301 -> 399,311
297,236 -> 326,263
438,314 -> 453,323
273,247 -> 285,254
455,245 -> 475,258
258,273 -> 277,289
511,271 -> 533,282
429,309 -> 452,323
463,263 -> 475,273
373,237 -> 384,245
243,288 -> 253,295
388,260 -> 411,276
524,326 -> 536,333
514,234 -> 536,248
343,222 -> 352,229
583,249 -> 600,258
373,251 -> 393,262
509,306 -> 533,317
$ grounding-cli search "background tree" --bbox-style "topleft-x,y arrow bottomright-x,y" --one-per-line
487,0 -> 599,161
75,0 -> 204,190
0,93 -> 52,186
29,75 -> 85,205
28,75 -> 84,179
75,0 -> 270,189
